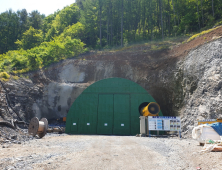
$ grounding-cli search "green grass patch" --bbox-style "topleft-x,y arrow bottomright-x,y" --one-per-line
215,20 -> 222,27
12,75 -> 19,80
0,72 -> 10,81
187,26 -> 222,42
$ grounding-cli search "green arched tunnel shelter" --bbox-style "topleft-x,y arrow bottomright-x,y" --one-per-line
65,78 -> 163,135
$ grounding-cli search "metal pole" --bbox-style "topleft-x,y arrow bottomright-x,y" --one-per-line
146,117 -> 149,137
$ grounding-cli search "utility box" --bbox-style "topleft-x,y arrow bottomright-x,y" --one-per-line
140,116 -> 146,135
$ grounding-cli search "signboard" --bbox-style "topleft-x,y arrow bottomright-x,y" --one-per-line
148,116 -> 181,131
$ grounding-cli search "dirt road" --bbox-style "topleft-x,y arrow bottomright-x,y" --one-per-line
0,134 -> 222,170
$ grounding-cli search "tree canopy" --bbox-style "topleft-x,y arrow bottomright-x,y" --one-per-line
0,0 -> 222,73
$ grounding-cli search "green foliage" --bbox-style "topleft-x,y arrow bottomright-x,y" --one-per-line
27,53 -> 42,69
61,22 -> 85,39
0,24 -> 86,73
45,4 -> 79,41
29,10 -> 44,30
0,9 -> 44,54
215,20 -> 222,27
1,0 -> 222,74
15,26 -> 43,50
79,0 -> 98,48
12,75 -> 19,80
0,72 -> 10,81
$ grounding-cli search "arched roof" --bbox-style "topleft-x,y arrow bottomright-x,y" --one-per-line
66,78 -> 162,135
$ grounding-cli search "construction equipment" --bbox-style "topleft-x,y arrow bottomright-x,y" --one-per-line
139,102 -> 160,136
140,102 -> 160,117
28,117 -> 48,138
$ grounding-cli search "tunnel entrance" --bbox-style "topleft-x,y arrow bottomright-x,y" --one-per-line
65,78 -> 163,135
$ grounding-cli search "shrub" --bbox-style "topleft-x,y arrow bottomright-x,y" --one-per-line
12,75 -> 19,80
0,72 -> 10,80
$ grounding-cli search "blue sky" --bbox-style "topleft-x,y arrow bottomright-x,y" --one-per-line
0,0 -> 76,16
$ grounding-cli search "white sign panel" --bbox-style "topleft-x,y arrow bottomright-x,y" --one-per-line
121,124 -> 124,126
73,123 -> 76,125
104,123 -> 108,126
148,116 -> 181,131
87,123 -> 90,125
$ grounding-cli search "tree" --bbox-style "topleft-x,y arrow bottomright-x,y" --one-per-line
98,0 -> 103,47
29,10 -> 43,29
45,4 -> 79,41
121,0 -> 123,47
27,54 -> 42,70
197,0 -> 200,30
212,0 -> 214,17
201,0 -> 204,26
15,26 -> 43,50
18,9 -> 29,36
0,10 -> 20,53
172,0 -> 176,26
160,0 -> 164,40
79,0 -> 98,47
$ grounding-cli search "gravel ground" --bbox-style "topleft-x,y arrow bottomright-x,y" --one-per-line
0,134 -> 222,170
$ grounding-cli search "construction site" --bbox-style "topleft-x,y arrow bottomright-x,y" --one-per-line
1,27 -> 222,170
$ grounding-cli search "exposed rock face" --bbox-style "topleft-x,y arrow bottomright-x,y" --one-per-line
3,53 -> 180,121
2,79 -> 43,121
179,39 -> 222,136
2,38 -> 222,137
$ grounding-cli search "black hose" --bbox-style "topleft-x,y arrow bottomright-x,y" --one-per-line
0,121 -> 15,129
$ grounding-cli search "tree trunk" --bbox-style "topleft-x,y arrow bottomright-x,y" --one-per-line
197,0 -> 200,30
107,2 -> 111,46
143,0 -> 146,39
99,5 -> 102,47
172,0 -> 176,26
212,0 -> 214,17
201,0 -> 204,26
157,1 -> 161,36
110,2 -> 113,46
160,0 -> 164,40
168,0 -> 171,36
150,0 -> 153,40
121,0 -> 123,47
176,10 -> 179,26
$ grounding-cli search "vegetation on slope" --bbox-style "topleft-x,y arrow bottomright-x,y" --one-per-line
0,0 -> 222,75
187,26 -> 222,42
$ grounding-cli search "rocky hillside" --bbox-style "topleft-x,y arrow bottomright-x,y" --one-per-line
1,27 -> 222,137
